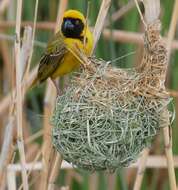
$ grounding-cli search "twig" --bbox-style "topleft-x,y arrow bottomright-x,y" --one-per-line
0,33 -> 46,48
20,26 -> 32,80
0,21 -> 56,30
60,187 -> 69,190
0,116 -> 15,188
163,125 -> 177,190
15,0 -> 29,189
24,0 -> 39,79
18,149 -> 42,190
166,0 -> 178,85
39,103 -> 55,190
5,155 -> 178,172
131,155 -> 178,168
134,0 -> 146,27
168,89 -> 178,97
24,130 -> 43,146
103,29 -> 178,50
48,153 -> 63,190
166,0 -> 178,61
142,0 -> 160,24
0,116 -> 14,171
133,148 -> 150,190
0,76 -> 16,190
163,0 -> 178,189
89,173 -> 98,190
92,0 -> 112,52
39,1 -> 68,189
7,160 -> 73,172
55,0 -> 68,33
7,170 -> 16,190
8,162 -> 42,172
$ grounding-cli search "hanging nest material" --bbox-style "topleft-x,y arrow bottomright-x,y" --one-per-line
52,21 -> 172,171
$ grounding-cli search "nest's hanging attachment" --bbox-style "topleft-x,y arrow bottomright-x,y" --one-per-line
52,4 -> 172,171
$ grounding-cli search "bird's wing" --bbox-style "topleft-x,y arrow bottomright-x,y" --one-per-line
37,32 -> 67,83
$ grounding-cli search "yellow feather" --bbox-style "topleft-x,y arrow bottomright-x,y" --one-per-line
51,29 -> 93,78
63,10 -> 86,23
31,9 -> 93,88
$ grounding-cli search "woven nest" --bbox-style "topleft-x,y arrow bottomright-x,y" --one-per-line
52,21 -> 172,171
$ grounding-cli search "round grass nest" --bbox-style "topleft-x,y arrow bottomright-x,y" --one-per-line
52,21 -> 172,171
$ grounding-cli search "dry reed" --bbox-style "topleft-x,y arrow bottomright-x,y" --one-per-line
15,0 -> 29,188
39,1 -> 68,189
92,0 -> 112,52
0,0 -> 177,189
133,148 -> 150,190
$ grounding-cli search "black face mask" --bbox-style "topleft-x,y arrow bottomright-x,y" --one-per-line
61,17 -> 84,39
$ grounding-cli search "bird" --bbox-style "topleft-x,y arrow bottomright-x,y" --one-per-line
31,9 -> 94,94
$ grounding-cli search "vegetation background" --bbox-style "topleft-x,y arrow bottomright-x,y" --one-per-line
0,0 -> 178,189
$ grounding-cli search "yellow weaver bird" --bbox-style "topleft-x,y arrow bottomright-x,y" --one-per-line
31,10 -> 93,93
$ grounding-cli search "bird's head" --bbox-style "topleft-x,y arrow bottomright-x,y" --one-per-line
61,10 -> 86,39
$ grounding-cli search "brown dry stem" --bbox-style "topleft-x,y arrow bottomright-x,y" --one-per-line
39,1 -> 68,189
15,0 -> 29,189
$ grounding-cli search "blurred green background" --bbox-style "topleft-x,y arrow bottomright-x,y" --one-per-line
1,0 -> 178,189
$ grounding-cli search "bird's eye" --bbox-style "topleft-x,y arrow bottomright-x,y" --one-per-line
75,20 -> 80,25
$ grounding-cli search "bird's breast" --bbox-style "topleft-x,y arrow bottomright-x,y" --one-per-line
51,35 -> 93,79
51,51 -> 80,78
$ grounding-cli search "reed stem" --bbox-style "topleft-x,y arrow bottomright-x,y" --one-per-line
15,0 -> 29,189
